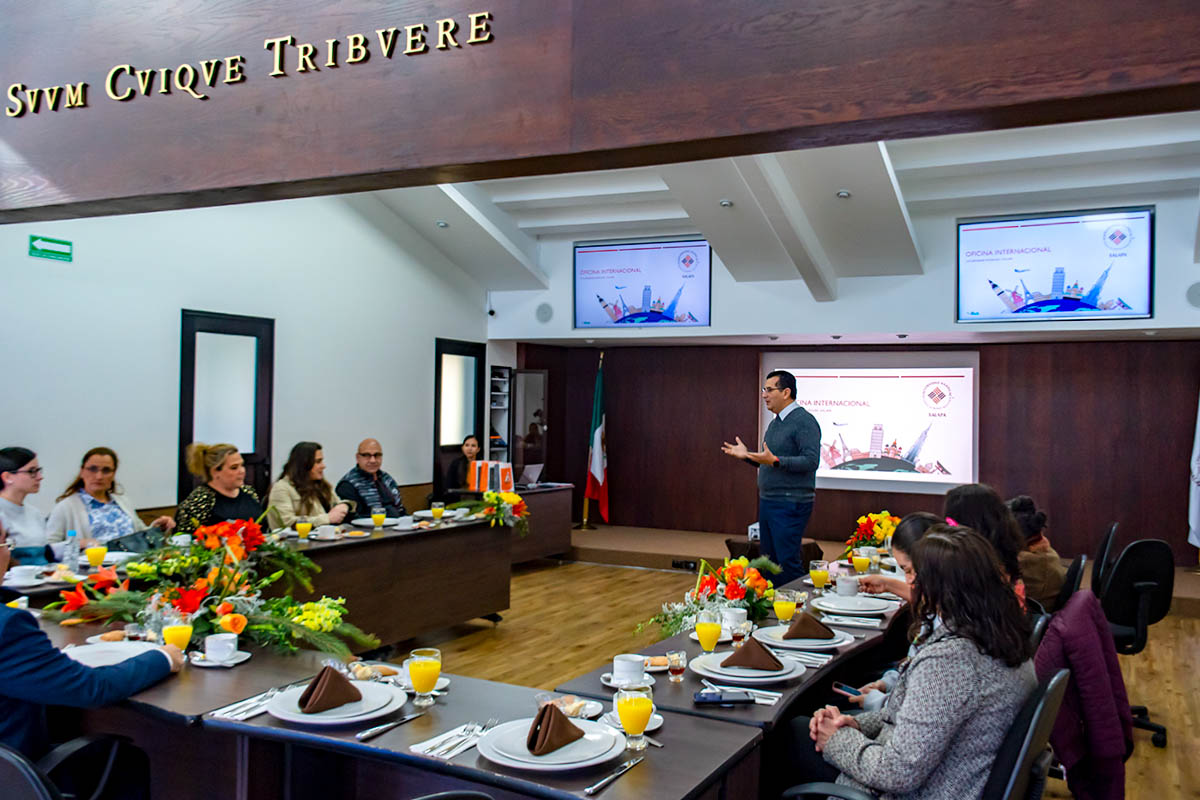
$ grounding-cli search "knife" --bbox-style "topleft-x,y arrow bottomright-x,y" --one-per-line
584,756 -> 643,796
355,712 -> 425,741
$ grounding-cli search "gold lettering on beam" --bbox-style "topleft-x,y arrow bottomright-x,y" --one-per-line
325,39 -> 339,67
404,24 -> 428,55
264,35 -> 294,76
64,82 -> 88,108
5,83 -> 25,117
174,64 -> 208,100
436,19 -> 460,49
467,11 -> 493,43
200,59 -> 221,86
43,85 -> 62,111
346,34 -> 369,63
105,64 -> 134,101
22,87 -> 42,113
376,27 -> 399,58
296,43 -> 318,72
136,69 -> 155,95
224,56 -> 246,84
158,68 -> 172,93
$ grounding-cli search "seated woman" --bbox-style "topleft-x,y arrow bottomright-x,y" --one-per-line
1007,495 -> 1066,610
268,442 -> 352,527
944,483 -> 1027,605
445,434 -> 481,492
175,443 -> 262,536
787,526 -> 1035,799
0,447 -> 50,564
47,447 -> 175,545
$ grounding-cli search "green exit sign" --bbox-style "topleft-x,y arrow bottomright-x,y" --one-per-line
29,235 -> 73,262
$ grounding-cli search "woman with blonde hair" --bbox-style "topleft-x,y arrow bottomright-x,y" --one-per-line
48,447 -> 175,544
174,443 -> 262,536
268,441 -> 352,527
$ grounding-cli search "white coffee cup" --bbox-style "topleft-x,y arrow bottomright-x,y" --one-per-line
204,633 -> 238,663
314,525 -> 338,540
170,534 -> 192,547
721,607 -> 748,631
396,516 -> 415,530
836,575 -> 859,597
7,565 -> 41,584
612,653 -> 645,685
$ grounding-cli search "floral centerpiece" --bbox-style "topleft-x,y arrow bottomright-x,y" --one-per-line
44,515 -> 379,659
454,490 -> 530,537
638,555 -> 780,637
842,510 -> 900,559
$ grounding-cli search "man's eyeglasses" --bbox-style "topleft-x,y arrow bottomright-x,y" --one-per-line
13,467 -> 44,477
83,466 -> 115,475
358,452 -> 383,459
761,386 -> 782,394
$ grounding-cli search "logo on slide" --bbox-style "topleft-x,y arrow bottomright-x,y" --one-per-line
1103,224 -> 1132,250
678,250 -> 698,272
923,381 -> 953,410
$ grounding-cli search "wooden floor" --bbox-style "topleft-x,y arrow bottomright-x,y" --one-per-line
398,561 -> 1196,799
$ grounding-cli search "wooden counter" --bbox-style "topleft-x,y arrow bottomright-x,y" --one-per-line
453,485 -> 574,564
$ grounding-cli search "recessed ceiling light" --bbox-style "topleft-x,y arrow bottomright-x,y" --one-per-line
768,335 -> 779,341
435,220 -> 449,228
718,199 -> 734,208
835,190 -> 852,199
831,335 -> 842,340
896,333 -> 908,339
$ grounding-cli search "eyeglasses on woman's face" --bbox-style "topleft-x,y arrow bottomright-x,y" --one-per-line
83,466 -> 115,475
13,466 -> 44,477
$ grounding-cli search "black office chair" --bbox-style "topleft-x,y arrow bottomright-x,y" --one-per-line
0,744 -> 62,800
410,792 -> 494,799
1050,554 -> 1086,613
782,670 -> 1070,800
1029,612 -> 1051,649
1100,538 -> 1173,747
1090,522 -> 1118,596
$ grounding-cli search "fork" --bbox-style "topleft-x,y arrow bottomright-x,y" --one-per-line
431,721 -> 479,756
448,717 -> 499,757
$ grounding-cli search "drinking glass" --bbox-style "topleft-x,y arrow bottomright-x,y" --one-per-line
161,613 -> 193,650
295,517 -> 312,539
809,560 -> 830,594
773,589 -> 798,623
369,506 -> 386,529
406,648 -> 441,707
430,502 -> 445,521
852,549 -> 870,574
614,685 -> 654,751
665,649 -> 687,683
732,620 -> 753,647
694,609 -> 722,653
85,545 -> 108,569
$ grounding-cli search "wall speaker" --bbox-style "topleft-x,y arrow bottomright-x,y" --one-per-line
535,303 -> 554,323
1186,282 -> 1200,309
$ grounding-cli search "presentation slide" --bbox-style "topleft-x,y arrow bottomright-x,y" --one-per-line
957,207 -> 1153,322
574,240 -> 711,328
766,367 -> 976,489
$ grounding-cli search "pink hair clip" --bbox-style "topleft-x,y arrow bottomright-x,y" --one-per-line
945,516 -> 959,526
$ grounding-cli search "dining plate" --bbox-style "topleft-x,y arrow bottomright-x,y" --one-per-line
3,578 -> 44,589
266,681 -> 406,726
752,625 -> 854,651
85,633 -> 141,645
63,641 -> 159,667
350,517 -> 402,527
189,650 -> 252,668
688,651 -> 793,678
413,508 -> 469,520
601,710 -> 664,733
811,595 -> 893,615
342,529 -> 372,538
479,718 -> 624,769
687,652 -> 805,685
600,672 -> 656,689
642,660 -> 669,673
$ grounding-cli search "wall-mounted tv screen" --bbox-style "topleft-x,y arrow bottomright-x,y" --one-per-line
957,206 -> 1153,323
574,239 -> 712,328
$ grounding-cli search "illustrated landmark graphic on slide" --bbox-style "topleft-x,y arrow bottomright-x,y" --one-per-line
596,283 -> 699,324
821,423 -> 950,475
985,264 -> 1131,315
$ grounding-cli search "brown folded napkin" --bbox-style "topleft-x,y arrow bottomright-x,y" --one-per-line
784,612 -> 837,640
720,636 -> 784,671
526,702 -> 585,755
298,666 -> 362,714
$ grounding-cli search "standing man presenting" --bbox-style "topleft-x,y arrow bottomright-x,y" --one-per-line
722,370 -> 821,586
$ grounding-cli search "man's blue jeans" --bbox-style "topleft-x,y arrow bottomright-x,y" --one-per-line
758,497 -> 814,587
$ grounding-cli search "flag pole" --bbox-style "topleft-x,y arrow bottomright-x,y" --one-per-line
576,350 -> 605,530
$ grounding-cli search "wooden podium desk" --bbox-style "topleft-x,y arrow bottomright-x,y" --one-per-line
453,484 -> 574,565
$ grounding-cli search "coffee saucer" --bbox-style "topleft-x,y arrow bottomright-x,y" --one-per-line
189,650 -> 251,668
600,672 -> 657,689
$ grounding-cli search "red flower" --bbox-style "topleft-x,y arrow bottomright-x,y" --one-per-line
215,601 -> 234,617
170,586 -> 208,614
724,581 -> 747,601
511,501 -> 528,518
60,584 -> 89,613
108,579 -> 130,595
696,574 -> 718,598
238,520 -> 264,551
87,566 -> 120,592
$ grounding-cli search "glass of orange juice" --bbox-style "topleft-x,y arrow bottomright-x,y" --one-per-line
809,560 -> 830,594
615,685 -> 654,751
430,502 -> 445,522
85,545 -> 108,569
161,614 -> 193,651
406,647 -> 441,707
371,507 -> 386,529
694,609 -> 722,653
773,589 -> 798,623
852,549 -> 871,574
295,518 -> 312,539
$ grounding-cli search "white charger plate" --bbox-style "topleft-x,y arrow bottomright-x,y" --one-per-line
266,681 -> 406,726
413,508 -> 469,520
687,652 -> 805,685
601,709 -> 664,733
688,651 -> 792,679
478,718 -> 624,770
3,578 -> 44,589
752,625 -> 854,651
811,595 -> 893,615
600,672 -> 656,689
350,517 -> 402,527
63,641 -> 159,667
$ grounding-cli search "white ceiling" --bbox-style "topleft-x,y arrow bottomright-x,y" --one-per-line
368,109 -> 1200,303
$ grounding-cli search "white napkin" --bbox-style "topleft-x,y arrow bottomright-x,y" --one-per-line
821,615 -> 883,629
411,724 -> 476,760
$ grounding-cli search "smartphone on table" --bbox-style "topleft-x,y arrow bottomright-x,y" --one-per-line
693,690 -> 756,705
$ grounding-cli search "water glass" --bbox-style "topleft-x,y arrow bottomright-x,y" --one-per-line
406,648 -> 441,707
809,560 -> 830,594
665,649 -> 687,683
371,507 -> 386,529
614,684 -> 654,751
430,501 -> 445,521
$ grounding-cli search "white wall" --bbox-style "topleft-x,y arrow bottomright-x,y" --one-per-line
487,189 -> 1200,341
0,193 -> 486,512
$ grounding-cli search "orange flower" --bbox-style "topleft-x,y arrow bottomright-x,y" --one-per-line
215,601 -> 234,616
87,566 -> 120,592
60,583 -> 89,612
108,579 -> 130,595
218,613 -> 247,634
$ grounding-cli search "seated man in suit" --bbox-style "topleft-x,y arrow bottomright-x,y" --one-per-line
0,522 -> 184,757
335,438 -> 407,519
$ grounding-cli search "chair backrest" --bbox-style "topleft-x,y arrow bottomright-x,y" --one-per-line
982,669 -> 1070,800
1051,554 -> 1086,612
0,744 -> 63,800
1029,612 -> 1051,649
1091,522 -> 1118,596
1099,539 -> 1174,631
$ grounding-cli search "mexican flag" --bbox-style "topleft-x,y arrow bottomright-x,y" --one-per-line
585,356 -> 609,522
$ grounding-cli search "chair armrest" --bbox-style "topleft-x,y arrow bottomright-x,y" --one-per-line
783,781 -> 876,800
36,734 -> 129,800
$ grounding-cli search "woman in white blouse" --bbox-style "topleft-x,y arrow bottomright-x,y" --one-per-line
47,447 -> 174,545
0,446 -> 49,563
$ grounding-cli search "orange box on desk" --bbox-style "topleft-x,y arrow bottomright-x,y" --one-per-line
468,460 -> 515,492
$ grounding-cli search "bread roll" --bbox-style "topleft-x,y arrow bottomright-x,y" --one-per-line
99,630 -> 126,642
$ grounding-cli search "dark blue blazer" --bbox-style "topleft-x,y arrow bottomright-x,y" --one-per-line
0,606 -> 172,757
